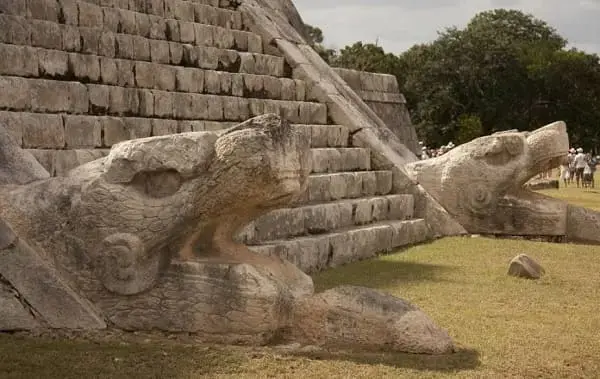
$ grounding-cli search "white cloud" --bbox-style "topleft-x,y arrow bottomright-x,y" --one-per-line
294,0 -> 600,54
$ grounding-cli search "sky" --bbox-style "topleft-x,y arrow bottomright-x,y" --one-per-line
294,0 -> 600,55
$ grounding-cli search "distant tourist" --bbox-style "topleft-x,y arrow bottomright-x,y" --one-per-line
587,155 -> 598,188
421,147 -> 430,160
574,147 -> 587,188
559,155 -> 570,187
567,148 -> 576,184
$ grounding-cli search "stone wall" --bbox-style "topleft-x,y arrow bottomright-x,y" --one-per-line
0,1 -> 327,176
334,68 -> 420,155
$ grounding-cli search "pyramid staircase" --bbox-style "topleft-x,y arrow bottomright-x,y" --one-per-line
0,0 -> 432,274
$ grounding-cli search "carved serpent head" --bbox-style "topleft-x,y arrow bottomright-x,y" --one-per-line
405,121 -> 569,229
1,114 -> 311,295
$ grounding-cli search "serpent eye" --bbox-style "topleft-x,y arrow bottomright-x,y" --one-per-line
129,169 -> 182,198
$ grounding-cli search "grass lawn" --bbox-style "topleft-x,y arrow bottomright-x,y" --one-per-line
2,188 -> 600,378
537,177 -> 600,210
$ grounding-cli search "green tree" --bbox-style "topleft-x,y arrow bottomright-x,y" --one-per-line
334,42 -> 401,74
456,114 -> 484,144
397,9 -> 600,148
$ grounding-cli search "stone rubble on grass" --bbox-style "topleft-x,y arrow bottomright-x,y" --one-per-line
508,254 -> 545,280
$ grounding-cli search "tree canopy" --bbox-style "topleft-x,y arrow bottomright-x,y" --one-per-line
307,9 -> 600,151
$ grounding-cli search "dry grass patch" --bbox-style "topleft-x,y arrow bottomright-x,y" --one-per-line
313,237 -> 600,378
538,185 -> 600,210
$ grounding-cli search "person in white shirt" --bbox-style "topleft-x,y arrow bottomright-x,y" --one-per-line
421,147 -> 429,160
574,148 -> 587,188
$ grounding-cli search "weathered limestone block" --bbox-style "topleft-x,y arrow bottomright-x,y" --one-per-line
180,21 -> 196,44
101,117 -> 137,146
80,27 -> 101,55
508,254 -> 545,280
31,20 -> 62,50
88,84 -> 110,113
169,42 -> 184,64
310,148 -> 370,173
115,59 -> 135,86
146,0 -> 166,17
308,125 -> 349,148
59,0 -> 79,26
31,79 -> 89,113
176,67 -> 204,93
150,39 -> 171,64
302,171 -> 393,204
118,9 -> 138,35
0,44 -> 39,77
21,113 -> 65,149
149,14 -> 167,40
109,87 -> 139,115
152,119 -> 178,136
38,49 -> 69,77
0,15 -> 32,46
64,115 -> 102,148
0,76 -> 30,111
0,122 -> 49,185
136,13 -> 152,38
68,53 -> 101,82
78,1 -> 103,28
0,0 -> 27,17
131,35 -> 150,61
62,25 -> 81,52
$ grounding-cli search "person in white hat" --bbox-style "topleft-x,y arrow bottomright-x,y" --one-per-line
421,146 -> 429,160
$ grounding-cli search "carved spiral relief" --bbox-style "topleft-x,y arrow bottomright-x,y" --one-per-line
461,183 -> 495,216
93,233 -> 161,296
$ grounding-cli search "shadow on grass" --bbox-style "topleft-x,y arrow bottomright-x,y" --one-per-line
313,256 -> 457,292
0,335 -> 246,379
286,347 -> 481,373
0,334 -> 481,377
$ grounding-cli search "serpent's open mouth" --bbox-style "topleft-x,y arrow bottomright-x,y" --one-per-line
520,121 -> 569,186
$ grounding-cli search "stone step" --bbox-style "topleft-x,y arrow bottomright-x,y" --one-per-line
0,43 -> 304,102
2,0 -> 248,36
311,148 -> 370,173
18,122 -> 351,175
0,79 -> 327,128
306,125 -> 349,148
0,17 -> 282,74
238,194 -> 415,244
298,171 -> 393,204
89,0 -> 245,30
249,219 -> 431,273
